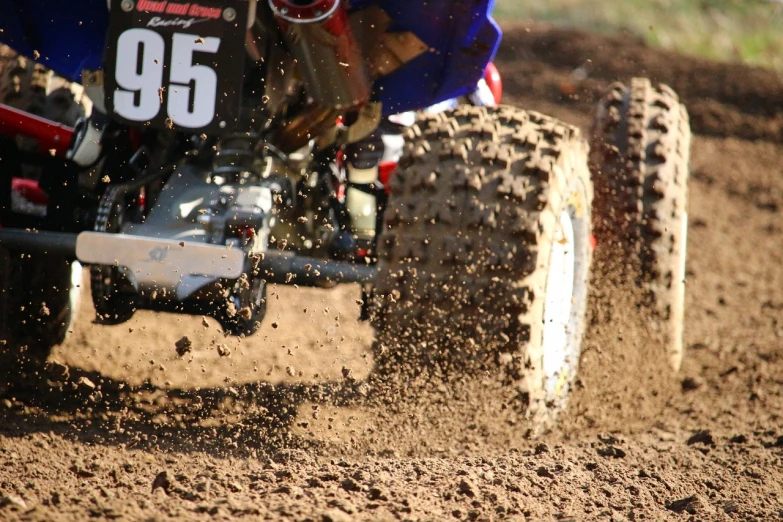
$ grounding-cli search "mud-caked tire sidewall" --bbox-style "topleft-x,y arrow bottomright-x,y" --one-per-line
590,78 -> 691,372
372,106 -> 593,428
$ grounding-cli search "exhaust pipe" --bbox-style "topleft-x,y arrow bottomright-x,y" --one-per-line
268,0 -> 370,111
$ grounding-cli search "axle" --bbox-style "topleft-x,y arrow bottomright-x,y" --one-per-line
0,228 -> 378,287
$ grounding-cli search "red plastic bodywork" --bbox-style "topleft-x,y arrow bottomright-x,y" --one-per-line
0,102 -> 75,212
379,160 -> 397,194
484,62 -> 503,105
0,102 -> 74,157
11,178 -> 49,205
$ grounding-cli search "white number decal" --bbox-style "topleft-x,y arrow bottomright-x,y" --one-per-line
168,34 -> 220,128
114,28 -> 165,122
113,29 -> 222,128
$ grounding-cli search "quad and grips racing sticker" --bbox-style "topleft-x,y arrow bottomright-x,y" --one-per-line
105,0 -> 248,133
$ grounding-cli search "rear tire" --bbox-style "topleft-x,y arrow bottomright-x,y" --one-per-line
590,78 -> 691,371
0,49 -> 48,114
0,48 -> 84,384
372,105 -> 593,426
0,250 -> 77,380
0,48 -> 83,125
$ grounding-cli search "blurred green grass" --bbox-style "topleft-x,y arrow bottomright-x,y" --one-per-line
493,0 -> 783,71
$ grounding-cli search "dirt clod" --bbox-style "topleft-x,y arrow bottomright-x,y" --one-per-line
536,466 -> 555,479
596,445 -> 626,459
457,479 -> 476,498
0,495 -> 26,510
729,434 -> 748,444
368,486 -> 389,501
340,477 -> 363,493
76,376 -> 95,389
46,360 -> 70,382
681,376 -> 703,391
152,471 -> 171,494
175,336 -> 192,356
322,509 -> 352,522
665,495 -> 702,514
722,500 -> 739,514
686,430 -> 715,446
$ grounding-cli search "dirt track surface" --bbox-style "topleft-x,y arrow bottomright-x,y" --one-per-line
2,22 -> 783,521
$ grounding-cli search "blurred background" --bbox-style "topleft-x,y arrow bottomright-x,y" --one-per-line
494,0 -> 783,71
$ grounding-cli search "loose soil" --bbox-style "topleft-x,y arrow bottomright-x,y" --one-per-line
2,21 -> 783,521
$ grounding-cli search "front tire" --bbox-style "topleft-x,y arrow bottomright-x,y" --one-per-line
90,191 -> 139,325
372,105 -> 593,426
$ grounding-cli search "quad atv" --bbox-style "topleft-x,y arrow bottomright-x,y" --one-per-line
0,0 -> 690,427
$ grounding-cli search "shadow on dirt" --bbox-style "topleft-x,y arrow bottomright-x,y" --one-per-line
0,359 -> 535,460
0,366 -> 369,458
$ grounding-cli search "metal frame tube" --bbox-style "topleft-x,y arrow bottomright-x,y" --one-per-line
256,251 -> 377,285
0,229 -> 78,258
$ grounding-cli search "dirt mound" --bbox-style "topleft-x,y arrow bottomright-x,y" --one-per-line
498,21 -> 783,142
3,23 -> 783,521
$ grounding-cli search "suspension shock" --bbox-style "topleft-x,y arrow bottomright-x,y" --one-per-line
268,0 -> 370,111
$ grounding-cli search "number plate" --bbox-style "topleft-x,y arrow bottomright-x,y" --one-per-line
105,0 -> 248,133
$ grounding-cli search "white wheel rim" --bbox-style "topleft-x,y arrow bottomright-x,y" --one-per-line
542,211 -> 577,398
672,210 -> 688,369
677,212 -> 688,313
66,261 -> 83,337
